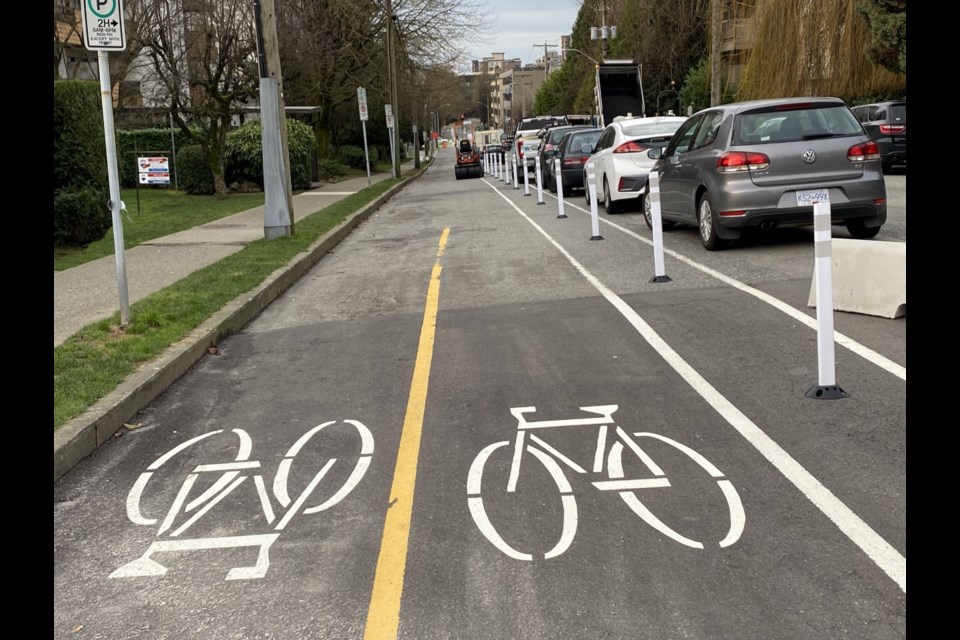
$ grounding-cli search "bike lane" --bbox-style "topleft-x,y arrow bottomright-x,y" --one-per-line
391,174 -> 905,638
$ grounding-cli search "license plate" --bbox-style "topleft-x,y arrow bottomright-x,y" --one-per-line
796,189 -> 830,206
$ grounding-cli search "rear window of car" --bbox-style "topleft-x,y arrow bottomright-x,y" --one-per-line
888,103 -> 906,122
735,104 -> 863,144
566,131 -> 603,153
621,122 -> 683,137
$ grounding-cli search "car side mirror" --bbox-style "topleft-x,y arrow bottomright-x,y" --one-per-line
580,144 -> 593,154
647,148 -> 663,160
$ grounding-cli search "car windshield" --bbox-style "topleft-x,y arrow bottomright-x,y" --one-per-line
735,104 -> 863,144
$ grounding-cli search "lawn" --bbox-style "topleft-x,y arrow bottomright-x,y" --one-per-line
54,188 -> 266,271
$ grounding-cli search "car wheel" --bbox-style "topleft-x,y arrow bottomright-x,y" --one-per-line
846,219 -> 882,239
603,178 -> 620,214
643,191 -> 675,231
698,191 -> 727,251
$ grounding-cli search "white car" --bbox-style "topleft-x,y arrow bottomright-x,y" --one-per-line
583,116 -> 687,213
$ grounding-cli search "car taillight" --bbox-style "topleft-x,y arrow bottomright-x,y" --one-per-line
517,140 -> 524,158
717,152 -> 770,172
879,124 -> 906,135
613,140 -> 647,154
563,156 -> 588,166
848,140 -> 880,162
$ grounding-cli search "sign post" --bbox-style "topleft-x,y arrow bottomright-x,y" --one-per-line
82,0 -> 129,325
358,87 -> 372,187
385,104 -> 396,179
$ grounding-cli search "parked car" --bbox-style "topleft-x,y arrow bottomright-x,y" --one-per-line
849,100 -> 905,173
583,116 -> 687,213
539,125 -> 598,191
512,115 -> 570,174
546,127 -> 603,196
642,97 -> 887,250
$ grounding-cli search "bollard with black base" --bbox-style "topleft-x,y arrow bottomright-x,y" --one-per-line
555,157 -> 567,219
647,172 -> 672,283
535,153 -> 545,205
586,162 -> 603,240
806,200 -> 848,399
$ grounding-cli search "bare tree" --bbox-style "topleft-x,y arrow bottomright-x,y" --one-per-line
132,0 -> 259,197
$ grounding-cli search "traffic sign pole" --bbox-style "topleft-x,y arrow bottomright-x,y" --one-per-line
358,87 -> 371,187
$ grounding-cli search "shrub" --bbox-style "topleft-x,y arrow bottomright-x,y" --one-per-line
177,145 -> 215,195
337,144 -> 366,169
53,186 -> 110,246
54,80 -> 109,246
225,118 -> 317,190
317,158 -> 348,181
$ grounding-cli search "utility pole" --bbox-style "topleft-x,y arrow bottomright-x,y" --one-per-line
534,42 -> 557,76
255,0 -> 295,239
711,0 -> 723,106
385,0 -> 401,178
590,3 -> 616,61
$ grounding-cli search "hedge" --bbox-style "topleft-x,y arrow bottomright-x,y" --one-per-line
54,80 -> 109,247
225,118 -> 316,189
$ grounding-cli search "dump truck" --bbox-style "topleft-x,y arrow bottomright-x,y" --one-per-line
594,60 -> 646,128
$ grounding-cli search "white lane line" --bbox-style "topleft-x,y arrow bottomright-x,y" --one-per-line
484,181 -> 906,593
535,188 -> 906,382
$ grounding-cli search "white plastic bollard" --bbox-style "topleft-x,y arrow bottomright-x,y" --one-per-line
512,154 -> 519,189
555,157 -> 567,219
523,154 -> 531,196
504,154 -> 511,185
647,172 -> 671,283
484,152 -> 489,175
497,152 -> 504,181
807,201 -> 847,399
586,162 -> 603,240
535,153 -> 545,205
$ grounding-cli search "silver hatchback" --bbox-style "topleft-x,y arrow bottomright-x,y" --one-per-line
643,97 -> 887,250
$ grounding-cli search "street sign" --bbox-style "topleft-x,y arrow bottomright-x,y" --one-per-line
386,115 -> 394,129
81,0 -> 126,51
385,104 -> 393,117
357,87 -> 368,121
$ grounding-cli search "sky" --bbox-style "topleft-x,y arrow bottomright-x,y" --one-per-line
461,0 -> 583,69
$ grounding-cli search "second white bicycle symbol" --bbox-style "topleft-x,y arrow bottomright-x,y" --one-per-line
111,420 -> 373,581
467,405 -> 745,560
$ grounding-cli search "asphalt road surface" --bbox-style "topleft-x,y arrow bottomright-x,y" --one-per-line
54,150 -> 906,640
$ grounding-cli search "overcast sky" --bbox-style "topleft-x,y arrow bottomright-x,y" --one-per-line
460,0 -> 582,68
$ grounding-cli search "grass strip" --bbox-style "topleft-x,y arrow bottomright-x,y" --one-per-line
54,175 -> 407,430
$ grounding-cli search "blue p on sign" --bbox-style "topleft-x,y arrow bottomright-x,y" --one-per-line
82,0 -> 126,51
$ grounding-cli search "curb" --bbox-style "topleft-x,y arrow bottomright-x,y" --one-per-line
54,162 -> 432,483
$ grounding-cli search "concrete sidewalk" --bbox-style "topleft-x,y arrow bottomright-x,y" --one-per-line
54,163 -> 414,347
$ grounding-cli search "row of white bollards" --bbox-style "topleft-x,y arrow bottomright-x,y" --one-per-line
484,152 -> 845,400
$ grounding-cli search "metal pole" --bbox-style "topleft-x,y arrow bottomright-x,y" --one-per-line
98,51 -> 130,325
555,157 -> 567,218
169,112 -> 179,190
807,201 -> 848,399
648,172 -> 672,282
361,120 -> 372,187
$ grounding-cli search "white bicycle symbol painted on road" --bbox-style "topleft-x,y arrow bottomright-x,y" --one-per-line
468,405 -> 745,560
110,420 -> 373,581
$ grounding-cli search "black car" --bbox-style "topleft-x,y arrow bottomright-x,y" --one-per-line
547,128 -> 603,196
850,100 -> 906,173
540,125 -> 597,191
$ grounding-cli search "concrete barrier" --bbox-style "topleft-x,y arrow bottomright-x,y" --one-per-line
807,239 -> 906,319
